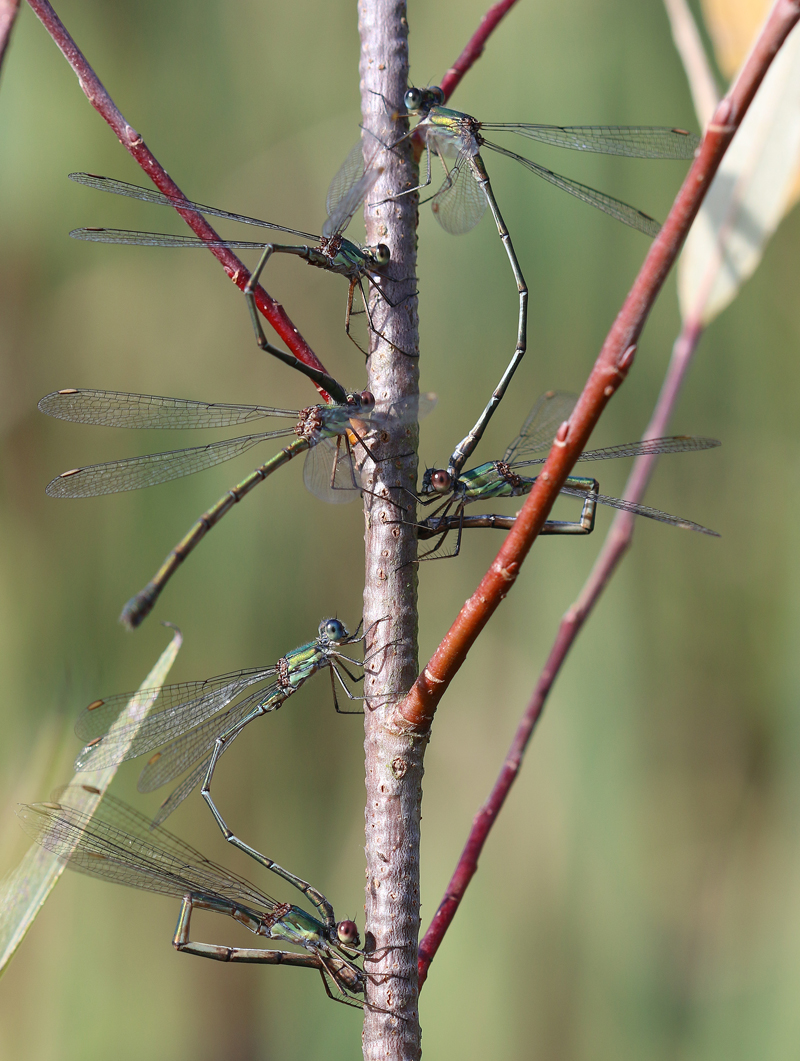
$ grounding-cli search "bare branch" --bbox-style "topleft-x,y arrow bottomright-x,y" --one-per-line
25,0 -> 334,399
394,0 -> 800,737
359,0 -> 421,1054
417,310 -> 707,986
439,0 -> 521,102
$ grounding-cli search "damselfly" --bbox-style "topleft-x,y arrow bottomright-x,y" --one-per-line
18,787 -> 370,1008
411,391 -> 719,559
74,619 -> 385,891
68,143 -> 406,358
39,388 -> 431,626
388,87 -> 698,476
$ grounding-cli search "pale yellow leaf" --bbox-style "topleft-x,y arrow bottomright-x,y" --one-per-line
0,626 -> 182,975
701,0 -> 772,78
678,22 -> 800,324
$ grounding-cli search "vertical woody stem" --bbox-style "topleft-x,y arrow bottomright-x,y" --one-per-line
359,1 -> 422,1057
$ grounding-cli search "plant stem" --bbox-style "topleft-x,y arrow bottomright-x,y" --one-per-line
26,0 -> 334,398
394,0 -> 800,736
440,0 -> 520,100
359,1 -> 422,1055
417,312 -> 707,985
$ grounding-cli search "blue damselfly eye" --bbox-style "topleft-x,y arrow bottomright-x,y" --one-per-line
324,619 -> 346,641
404,87 -> 422,112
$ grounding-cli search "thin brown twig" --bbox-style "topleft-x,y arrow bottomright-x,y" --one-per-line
25,0 -> 334,399
417,310 -> 707,986
394,0 -> 800,738
0,0 -> 21,76
439,0 -> 521,102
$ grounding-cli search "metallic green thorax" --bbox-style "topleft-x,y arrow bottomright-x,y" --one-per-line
273,621 -> 352,703
455,463 -> 594,502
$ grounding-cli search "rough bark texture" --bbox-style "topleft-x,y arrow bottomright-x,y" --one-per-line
359,1 -> 422,1057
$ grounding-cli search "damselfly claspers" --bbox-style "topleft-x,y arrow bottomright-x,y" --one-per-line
39,388 -> 431,626
74,620 -> 384,877
387,87 -> 699,477
68,143 -> 406,358
411,391 -> 719,559
18,787 -> 371,1008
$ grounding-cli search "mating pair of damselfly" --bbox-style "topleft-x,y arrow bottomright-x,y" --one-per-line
39,385 -> 717,622
20,788 -> 371,1008
68,88 -> 697,468
19,618 -> 389,1007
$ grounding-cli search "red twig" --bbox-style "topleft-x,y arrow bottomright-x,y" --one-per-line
418,311 -> 707,987
0,0 -> 21,75
439,0 -> 521,102
395,0 -> 800,738
25,0 -> 333,399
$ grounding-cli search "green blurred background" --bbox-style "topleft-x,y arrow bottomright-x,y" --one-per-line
1,1 -> 799,1058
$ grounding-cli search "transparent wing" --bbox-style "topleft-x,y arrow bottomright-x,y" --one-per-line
69,173 -> 319,241
502,391 -> 579,462
371,391 -> 438,427
302,393 -> 436,502
137,693 -> 263,793
483,140 -> 661,238
560,485 -> 719,535
45,432 -> 290,497
303,436 -> 361,504
70,229 -> 308,249
512,435 -> 721,469
429,152 -> 488,235
480,124 -> 699,159
17,790 -> 277,910
38,389 -> 297,429
149,754 -> 215,825
323,142 -> 382,238
74,669 -> 274,764
325,142 -> 365,226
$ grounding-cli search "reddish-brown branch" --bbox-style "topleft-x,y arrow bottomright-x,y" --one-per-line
418,312 -> 707,986
0,0 -> 21,74
439,0 -> 521,102
395,0 -> 800,737
26,0 -> 333,399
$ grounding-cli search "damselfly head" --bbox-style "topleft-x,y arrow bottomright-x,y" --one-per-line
319,618 -> 349,644
336,919 -> 361,947
345,391 -> 375,412
421,467 -> 452,495
367,243 -> 391,268
404,85 -> 444,116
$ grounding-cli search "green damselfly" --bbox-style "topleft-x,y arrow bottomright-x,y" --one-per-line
39,388 -> 431,626
386,87 -> 698,476
411,391 -> 719,559
18,787 -> 370,1008
74,619 -> 386,895
68,143 -> 407,359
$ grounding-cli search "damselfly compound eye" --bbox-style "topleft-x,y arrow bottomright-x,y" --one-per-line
324,619 -> 346,641
337,920 -> 360,945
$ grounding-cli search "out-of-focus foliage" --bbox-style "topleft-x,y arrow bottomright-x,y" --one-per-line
678,1 -> 800,323
0,2 -> 798,1059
